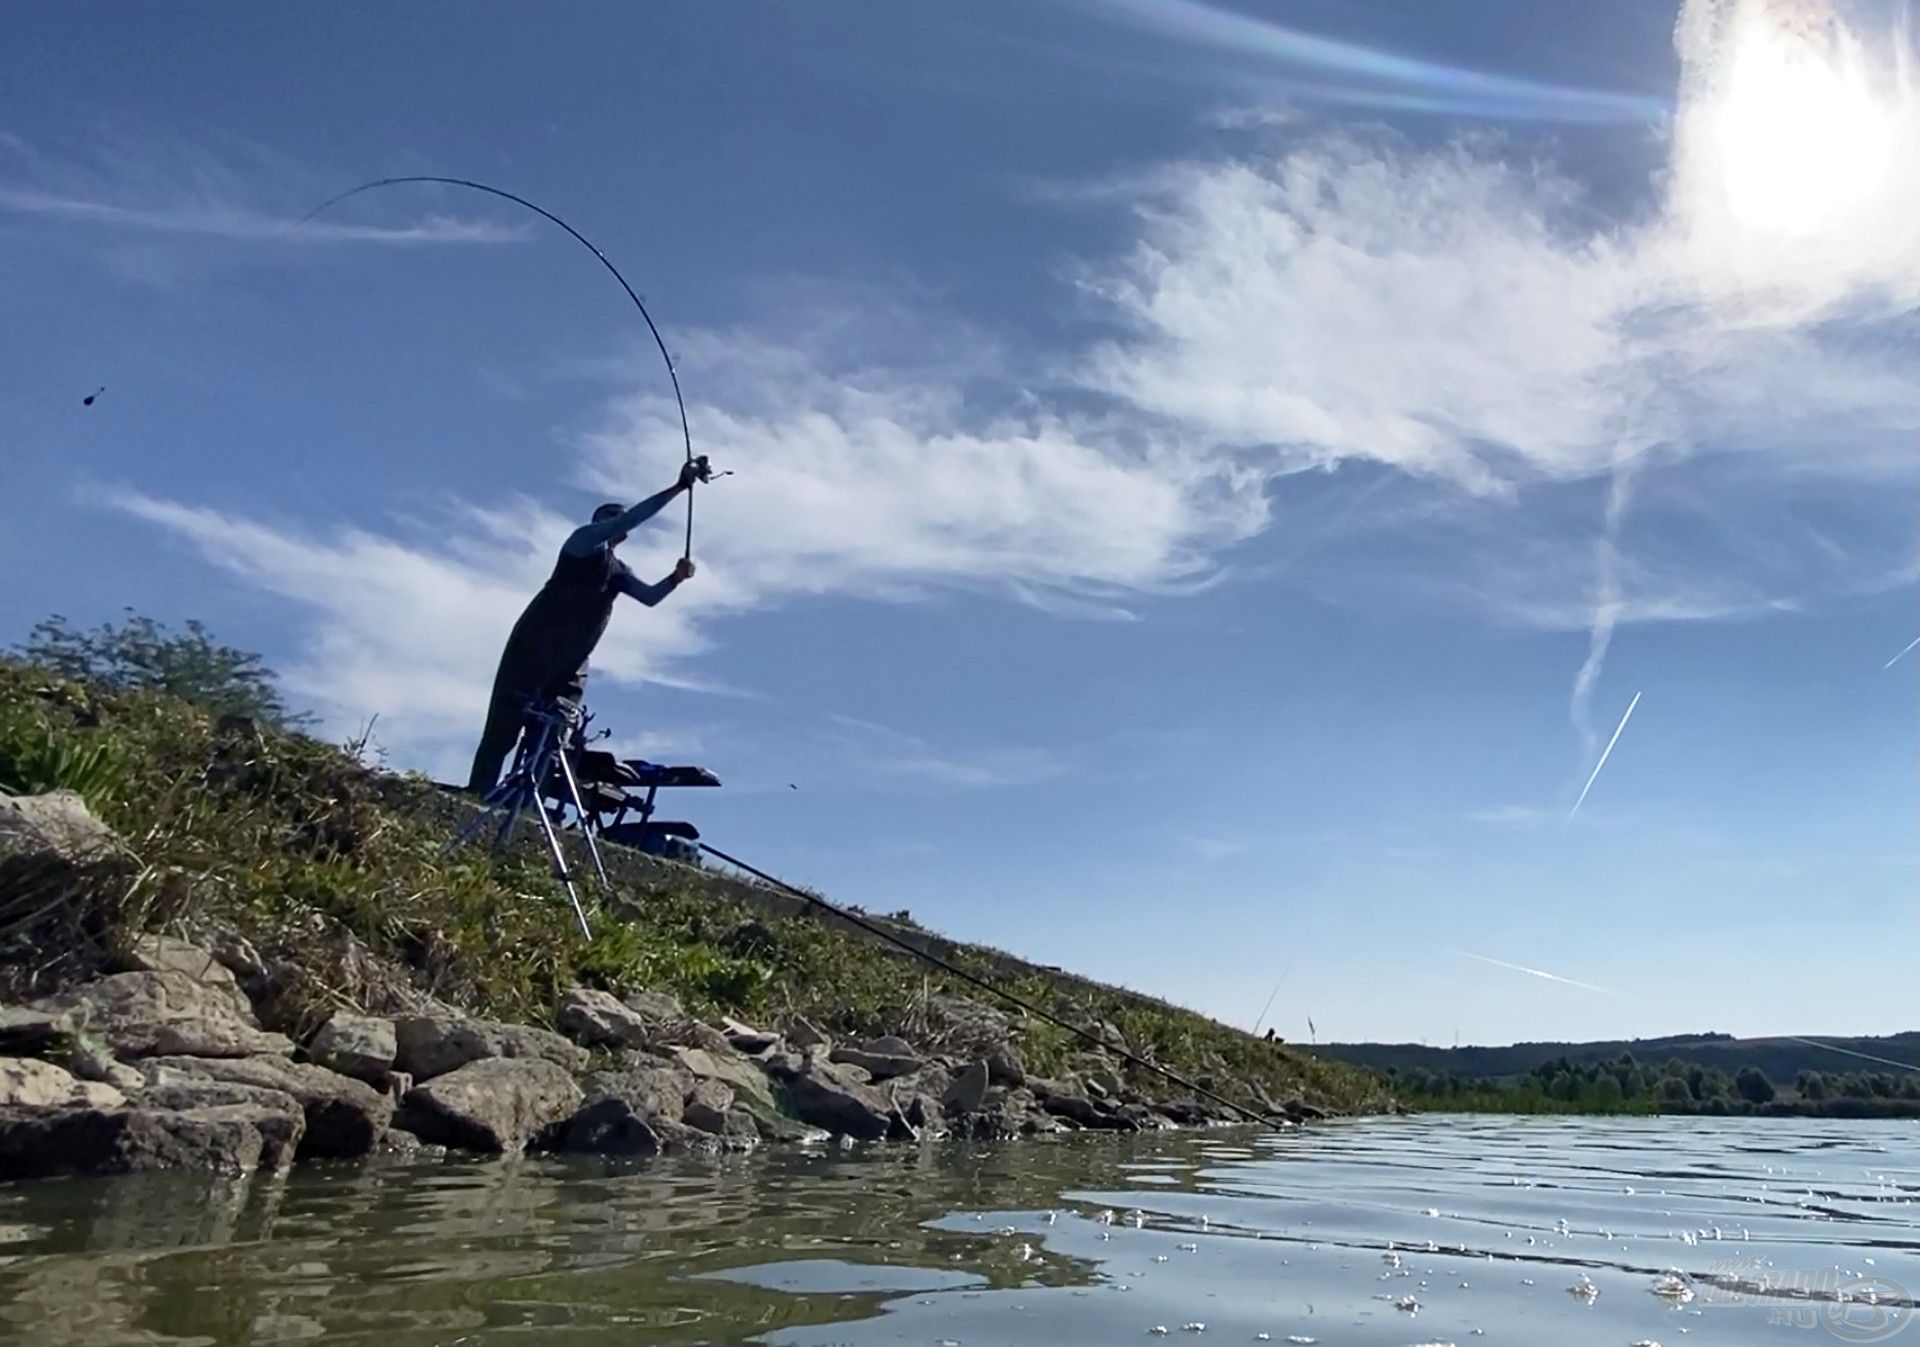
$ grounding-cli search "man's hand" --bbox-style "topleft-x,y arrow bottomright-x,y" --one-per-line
673,556 -> 697,583
677,458 -> 705,491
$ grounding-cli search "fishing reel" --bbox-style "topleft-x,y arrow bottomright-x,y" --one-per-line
687,454 -> 732,485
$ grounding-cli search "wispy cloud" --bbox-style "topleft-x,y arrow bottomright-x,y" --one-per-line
826,715 -> 1064,790
0,183 -> 521,244
1090,0 -> 1668,124
0,138 -> 524,249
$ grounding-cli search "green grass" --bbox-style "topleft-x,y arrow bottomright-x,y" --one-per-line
0,658 -> 1388,1117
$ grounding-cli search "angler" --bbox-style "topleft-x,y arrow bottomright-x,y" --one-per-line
466,461 -> 706,794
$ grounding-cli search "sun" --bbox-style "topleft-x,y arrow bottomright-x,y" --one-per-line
1709,18 -> 1893,235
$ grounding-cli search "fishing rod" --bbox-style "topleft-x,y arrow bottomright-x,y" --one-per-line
697,840 -> 1291,1129
300,175 -> 712,559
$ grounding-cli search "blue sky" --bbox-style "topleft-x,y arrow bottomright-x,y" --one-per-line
4,1 -> 1915,1046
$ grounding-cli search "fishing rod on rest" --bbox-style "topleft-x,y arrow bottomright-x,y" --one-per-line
696,840 -> 1291,1130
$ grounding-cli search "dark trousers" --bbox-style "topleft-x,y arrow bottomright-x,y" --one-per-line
465,666 -> 586,794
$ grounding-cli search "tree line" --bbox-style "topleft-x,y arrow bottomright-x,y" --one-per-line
1385,1051 -> 1920,1117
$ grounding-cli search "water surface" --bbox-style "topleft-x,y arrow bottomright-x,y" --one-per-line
0,1115 -> 1911,1345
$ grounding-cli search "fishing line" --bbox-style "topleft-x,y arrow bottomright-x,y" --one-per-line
696,840 -> 1292,1128
299,175 -> 703,559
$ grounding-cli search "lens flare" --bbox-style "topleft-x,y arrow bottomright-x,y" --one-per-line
1713,22 -> 1893,233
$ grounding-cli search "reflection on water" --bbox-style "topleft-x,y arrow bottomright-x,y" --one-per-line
0,1116 -> 1911,1345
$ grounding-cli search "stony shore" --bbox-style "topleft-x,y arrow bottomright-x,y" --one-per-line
1,790 -> 1330,1182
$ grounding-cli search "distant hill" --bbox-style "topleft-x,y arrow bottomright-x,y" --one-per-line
1313,1031 -> 1920,1084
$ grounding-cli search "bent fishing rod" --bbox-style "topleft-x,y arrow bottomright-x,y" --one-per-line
697,841 -> 1292,1129
300,175 -> 716,558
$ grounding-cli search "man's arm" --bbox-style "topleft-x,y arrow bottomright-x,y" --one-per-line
614,557 -> 696,608
562,481 -> 685,556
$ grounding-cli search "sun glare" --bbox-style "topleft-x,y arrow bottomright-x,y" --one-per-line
1711,21 -> 1893,235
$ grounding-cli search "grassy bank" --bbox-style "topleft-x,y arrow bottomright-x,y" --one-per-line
0,656 -> 1388,1118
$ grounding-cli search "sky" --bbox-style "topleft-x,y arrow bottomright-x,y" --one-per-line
3,0 -> 1915,1048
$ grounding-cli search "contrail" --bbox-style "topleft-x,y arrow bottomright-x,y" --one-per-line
1884,635 -> 1920,669
1445,947 -> 1619,996
1568,690 -> 1641,820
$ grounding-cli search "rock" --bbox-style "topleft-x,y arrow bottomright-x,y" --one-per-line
682,1077 -> 737,1135
986,1043 -> 1027,1088
547,1096 -> 662,1155
308,1013 -> 397,1086
0,1005 -> 75,1056
721,1018 -> 779,1054
0,1056 -> 126,1109
581,1057 -> 695,1121
1041,1090 -> 1139,1131
669,1046 -> 779,1121
779,1059 -> 893,1141
395,1057 -> 582,1155
1085,1065 -> 1124,1099
66,1039 -> 146,1096
34,972 -> 293,1060
942,1060 -> 990,1116
750,1111 -> 830,1145
0,1102 -> 303,1180
866,1035 -> 915,1056
557,986 -> 656,1050
141,1055 -> 392,1158
829,1046 -> 924,1081
122,934 -> 253,1021
392,1012 -> 588,1082
785,1016 -> 829,1050
1156,1097 -> 1213,1125
655,1019 -> 735,1056
0,791 -> 121,865
620,989 -> 687,1027
372,1127 -> 427,1159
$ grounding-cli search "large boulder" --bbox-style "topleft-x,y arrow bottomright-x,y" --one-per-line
621,989 -> 688,1026
141,1055 -> 392,1158
581,1056 -> 695,1123
392,1012 -> 588,1082
0,1101 -> 302,1180
0,1056 -> 125,1109
545,1097 -> 662,1156
1040,1089 -> 1139,1131
556,987 -> 656,1049
779,1058 -> 893,1141
829,1046 -> 924,1081
121,934 -> 253,1021
668,1045 -> 780,1121
308,1014 -> 397,1087
0,791 -> 121,866
395,1057 -> 582,1154
34,971 -> 293,1060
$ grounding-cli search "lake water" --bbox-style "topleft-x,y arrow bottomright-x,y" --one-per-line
0,1115 -> 1911,1346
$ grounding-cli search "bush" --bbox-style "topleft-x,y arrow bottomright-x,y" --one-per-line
0,701 -> 127,804
16,612 -> 306,729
